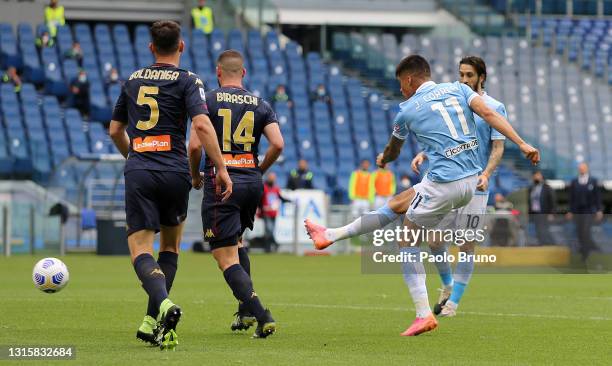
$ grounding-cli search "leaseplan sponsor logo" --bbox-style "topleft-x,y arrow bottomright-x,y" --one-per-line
444,139 -> 478,158
133,135 -> 171,153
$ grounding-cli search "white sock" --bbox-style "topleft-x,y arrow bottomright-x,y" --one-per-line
400,247 -> 431,318
325,204 -> 400,242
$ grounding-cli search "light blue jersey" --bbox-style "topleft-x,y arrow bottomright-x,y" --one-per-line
392,81 -> 481,183
474,92 -> 506,195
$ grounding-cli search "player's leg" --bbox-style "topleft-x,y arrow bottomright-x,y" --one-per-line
305,188 -> 414,250
440,193 -> 487,317
397,217 -> 437,336
212,243 -> 275,338
232,238 -> 257,331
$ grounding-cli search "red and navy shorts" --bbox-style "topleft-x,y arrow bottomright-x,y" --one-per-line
201,181 -> 263,250
124,170 -> 191,236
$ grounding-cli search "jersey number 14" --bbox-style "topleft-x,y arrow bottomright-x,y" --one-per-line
218,108 -> 255,152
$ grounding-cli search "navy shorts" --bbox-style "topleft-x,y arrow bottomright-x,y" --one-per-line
125,170 -> 191,236
201,181 -> 263,250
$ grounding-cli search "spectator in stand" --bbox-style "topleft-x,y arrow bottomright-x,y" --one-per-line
527,170 -> 556,245
44,0 -> 65,38
105,67 -> 122,87
567,162 -> 603,261
2,67 -> 22,92
397,173 -> 412,194
271,84 -> 292,107
259,172 -> 290,252
36,31 -> 55,48
70,69 -> 90,117
310,83 -> 331,104
191,0 -> 214,34
287,159 -> 313,190
64,41 -> 83,66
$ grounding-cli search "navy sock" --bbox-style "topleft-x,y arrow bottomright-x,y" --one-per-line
146,251 -> 178,318
237,247 -> 251,314
134,253 -> 168,315
223,264 -> 266,321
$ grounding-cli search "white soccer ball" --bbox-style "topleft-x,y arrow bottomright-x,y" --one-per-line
32,258 -> 70,293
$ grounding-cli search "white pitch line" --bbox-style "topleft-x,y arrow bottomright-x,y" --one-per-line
266,302 -> 612,321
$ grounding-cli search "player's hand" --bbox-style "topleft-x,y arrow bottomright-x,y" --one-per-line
476,174 -> 489,192
192,172 -> 204,190
595,211 -> 604,223
376,153 -> 385,168
215,168 -> 233,202
565,212 -> 573,221
411,153 -> 425,174
520,143 -> 540,165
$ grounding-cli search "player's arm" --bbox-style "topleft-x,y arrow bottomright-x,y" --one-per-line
188,123 -> 203,189
477,140 -> 504,191
259,123 -> 284,174
410,151 -> 427,174
378,135 -> 404,167
109,121 -> 130,158
109,86 -> 130,158
191,114 -> 233,200
469,96 -> 539,165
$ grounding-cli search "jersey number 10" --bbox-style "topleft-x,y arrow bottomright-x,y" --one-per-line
430,96 -> 470,138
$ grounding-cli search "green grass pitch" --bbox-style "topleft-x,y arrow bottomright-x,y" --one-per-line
0,253 -> 610,365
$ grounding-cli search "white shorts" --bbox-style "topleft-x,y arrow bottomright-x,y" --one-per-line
452,192 -> 489,230
406,175 -> 478,229
374,195 -> 391,209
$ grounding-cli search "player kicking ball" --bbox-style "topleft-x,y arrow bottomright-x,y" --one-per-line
110,21 -> 232,350
190,50 -> 284,338
412,56 -> 508,318
305,55 -> 539,336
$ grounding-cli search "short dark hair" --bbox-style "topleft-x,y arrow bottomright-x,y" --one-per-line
460,56 -> 487,88
395,55 -> 431,78
150,20 -> 181,55
217,49 -> 245,75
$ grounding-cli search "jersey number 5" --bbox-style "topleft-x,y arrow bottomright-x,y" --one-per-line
136,86 -> 159,130
218,108 -> 255,151
431,96 -> 470,138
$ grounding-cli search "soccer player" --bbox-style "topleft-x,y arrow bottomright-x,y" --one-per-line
305,55 -> 539,336
109,20 -> 232,349
190,50 -> 284,338
411,56 -> 507,317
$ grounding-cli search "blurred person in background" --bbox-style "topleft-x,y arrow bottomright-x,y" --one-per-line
44,0 -> 65,37
2,66 -> 22,92
348,160 -> 373,217
259,172 -> 290,252
70,69 -> 90,117
36,31 -> 54,48
371,162 -> 396,208
528,170 -> 556,245
396,173 -> 413,193
287,159 -> 313,190
310,83 -> 331,104
64,41 -> 83,66
567,162 -> 603,261
191,0 -> 214,34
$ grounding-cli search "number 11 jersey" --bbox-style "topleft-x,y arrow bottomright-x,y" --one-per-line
392,81 -> 481,183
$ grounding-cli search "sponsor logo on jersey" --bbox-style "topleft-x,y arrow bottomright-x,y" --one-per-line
444,139 -> 479,158
133,135 -> 171,153
222,153 -> 256,168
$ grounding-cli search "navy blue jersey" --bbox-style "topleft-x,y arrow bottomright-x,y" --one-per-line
112,63 -> 208,174
204,86 -> 277,183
